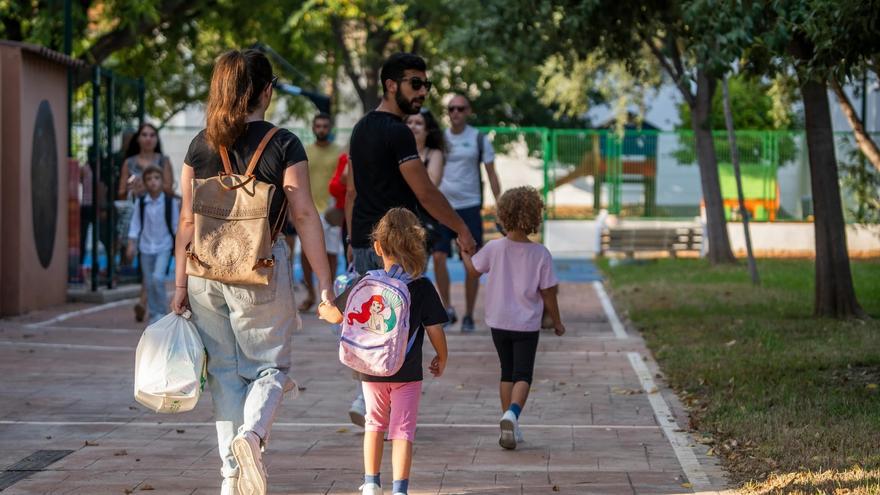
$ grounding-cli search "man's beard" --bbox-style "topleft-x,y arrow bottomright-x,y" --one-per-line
396,91 -> 423,115
315,133 -> 330,142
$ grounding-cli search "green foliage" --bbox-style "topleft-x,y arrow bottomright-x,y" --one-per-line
676,74 -> 796,131
536,50 -> 662,132
838,144 -> 880,225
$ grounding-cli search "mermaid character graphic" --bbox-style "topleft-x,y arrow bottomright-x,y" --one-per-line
347,294 -> 399,333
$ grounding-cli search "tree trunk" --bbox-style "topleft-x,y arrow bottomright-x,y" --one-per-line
799,77 -> 864,318
722,76 -> 759,285
691,69 -> 736,264
830,78 -> 880,174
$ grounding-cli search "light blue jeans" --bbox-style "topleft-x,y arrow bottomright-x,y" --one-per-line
188,240 -> 299,479
140,251 -> 171,325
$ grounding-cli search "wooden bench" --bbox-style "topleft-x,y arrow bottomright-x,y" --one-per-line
600,227 -> 702,258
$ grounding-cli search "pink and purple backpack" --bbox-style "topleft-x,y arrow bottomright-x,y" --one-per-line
338,265 -> 416,377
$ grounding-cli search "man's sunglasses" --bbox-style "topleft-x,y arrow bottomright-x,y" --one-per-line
399,77 -> 432,91
447,105 -> 468,113
270,75 -> 279,88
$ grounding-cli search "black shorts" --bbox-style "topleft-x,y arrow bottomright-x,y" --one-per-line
434,206 -> 483,258
491,328 -> 540,384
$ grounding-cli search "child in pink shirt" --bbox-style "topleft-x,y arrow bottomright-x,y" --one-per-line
462,186 -> 565,450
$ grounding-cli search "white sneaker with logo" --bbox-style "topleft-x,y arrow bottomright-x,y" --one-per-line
499,410 -> 518,450
221,477 -> 238,495
360,482 -> 384,495
515,423 -> 524,444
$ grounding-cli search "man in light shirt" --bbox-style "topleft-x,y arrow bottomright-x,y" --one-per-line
435,94 -> 501,332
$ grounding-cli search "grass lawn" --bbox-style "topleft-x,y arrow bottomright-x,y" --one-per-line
598,258 -> 880,494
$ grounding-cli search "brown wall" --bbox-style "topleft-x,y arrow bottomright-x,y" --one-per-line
0,46 -> 69,315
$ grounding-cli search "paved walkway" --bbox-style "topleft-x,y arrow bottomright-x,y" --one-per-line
0,273 -> 728,494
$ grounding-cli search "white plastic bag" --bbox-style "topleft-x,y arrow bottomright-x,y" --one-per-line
134,311 -> 206,413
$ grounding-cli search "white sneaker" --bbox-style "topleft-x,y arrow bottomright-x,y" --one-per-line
349,395 -> 366,427
359,482 -> 384,495
231,431 -> 267,495
515,424 -> 524,444
499,410 -> 518,450
221,477 -> 239,495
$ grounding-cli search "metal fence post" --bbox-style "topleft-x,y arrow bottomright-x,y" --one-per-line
64,0 -> 72,158
105,70 -> 116,289
542,128 -> 552,219
91,65 -> 101,291
137,78 -> 146,124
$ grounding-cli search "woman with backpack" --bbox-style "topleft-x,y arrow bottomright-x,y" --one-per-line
170,49 -> 335,495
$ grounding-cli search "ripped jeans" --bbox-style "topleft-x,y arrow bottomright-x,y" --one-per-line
188,240 -> 300,478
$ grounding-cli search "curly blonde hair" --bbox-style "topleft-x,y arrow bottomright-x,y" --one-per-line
372,208 -> 428,276
497,186 -> 543,235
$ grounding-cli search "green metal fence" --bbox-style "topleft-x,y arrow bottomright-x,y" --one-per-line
156,125 -> 877,226
541,129 -> 874,222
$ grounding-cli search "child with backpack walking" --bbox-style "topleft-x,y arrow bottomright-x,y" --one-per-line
321,208 -> 449,495
127,165 -> 179,325
461,186 -> 565,450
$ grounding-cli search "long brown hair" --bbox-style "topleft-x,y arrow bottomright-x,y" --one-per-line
372,208 -> 428,276
124,123 -> 163,158
205,49 -> 273,151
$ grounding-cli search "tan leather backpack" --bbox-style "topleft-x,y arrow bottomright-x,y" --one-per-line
185,127 -> 286,285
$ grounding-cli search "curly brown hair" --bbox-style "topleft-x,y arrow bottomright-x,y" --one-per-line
497,186 -> 543,235
372,208 -> 428,276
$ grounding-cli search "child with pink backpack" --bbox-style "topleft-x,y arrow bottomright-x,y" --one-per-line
322,208 -> 448,495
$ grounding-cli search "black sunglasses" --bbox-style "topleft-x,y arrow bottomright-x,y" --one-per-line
447,105 -> 469,113
399,76 -> 432,91
270,75 -> 279,88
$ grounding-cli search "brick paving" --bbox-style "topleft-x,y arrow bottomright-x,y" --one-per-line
0,279 -> 729,494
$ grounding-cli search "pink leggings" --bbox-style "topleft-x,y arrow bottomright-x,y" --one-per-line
362,381 -> 422,442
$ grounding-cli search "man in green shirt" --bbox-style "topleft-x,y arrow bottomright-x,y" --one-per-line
301,113 -> 342,311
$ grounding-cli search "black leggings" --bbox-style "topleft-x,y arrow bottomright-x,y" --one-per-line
491,329 -> 540,384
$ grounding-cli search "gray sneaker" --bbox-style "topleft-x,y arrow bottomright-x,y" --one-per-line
461,315 -> 475,333
349,395 -> 366,427
443,307 -> 458,329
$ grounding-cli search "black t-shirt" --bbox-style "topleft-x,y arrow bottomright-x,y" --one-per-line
349,111 -> 421,248
337,277 -> 448,382
184,121 -> 307,229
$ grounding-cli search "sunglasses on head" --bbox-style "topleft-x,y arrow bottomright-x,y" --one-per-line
399,76 -> 432,91
447,105 -> 468,113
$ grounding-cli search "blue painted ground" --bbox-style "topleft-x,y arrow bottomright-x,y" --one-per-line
291,256 -> 602,284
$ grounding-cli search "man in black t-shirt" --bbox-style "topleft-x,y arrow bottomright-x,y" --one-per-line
343,53 -> 476,428
345,53 -> 475,274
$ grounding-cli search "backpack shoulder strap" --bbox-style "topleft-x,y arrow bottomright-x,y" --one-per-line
218,147 -> 235,175
245,126 -> 281,176
476,130 -> 485,167
164,194 -> 174,239
138,197 -> 146,238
